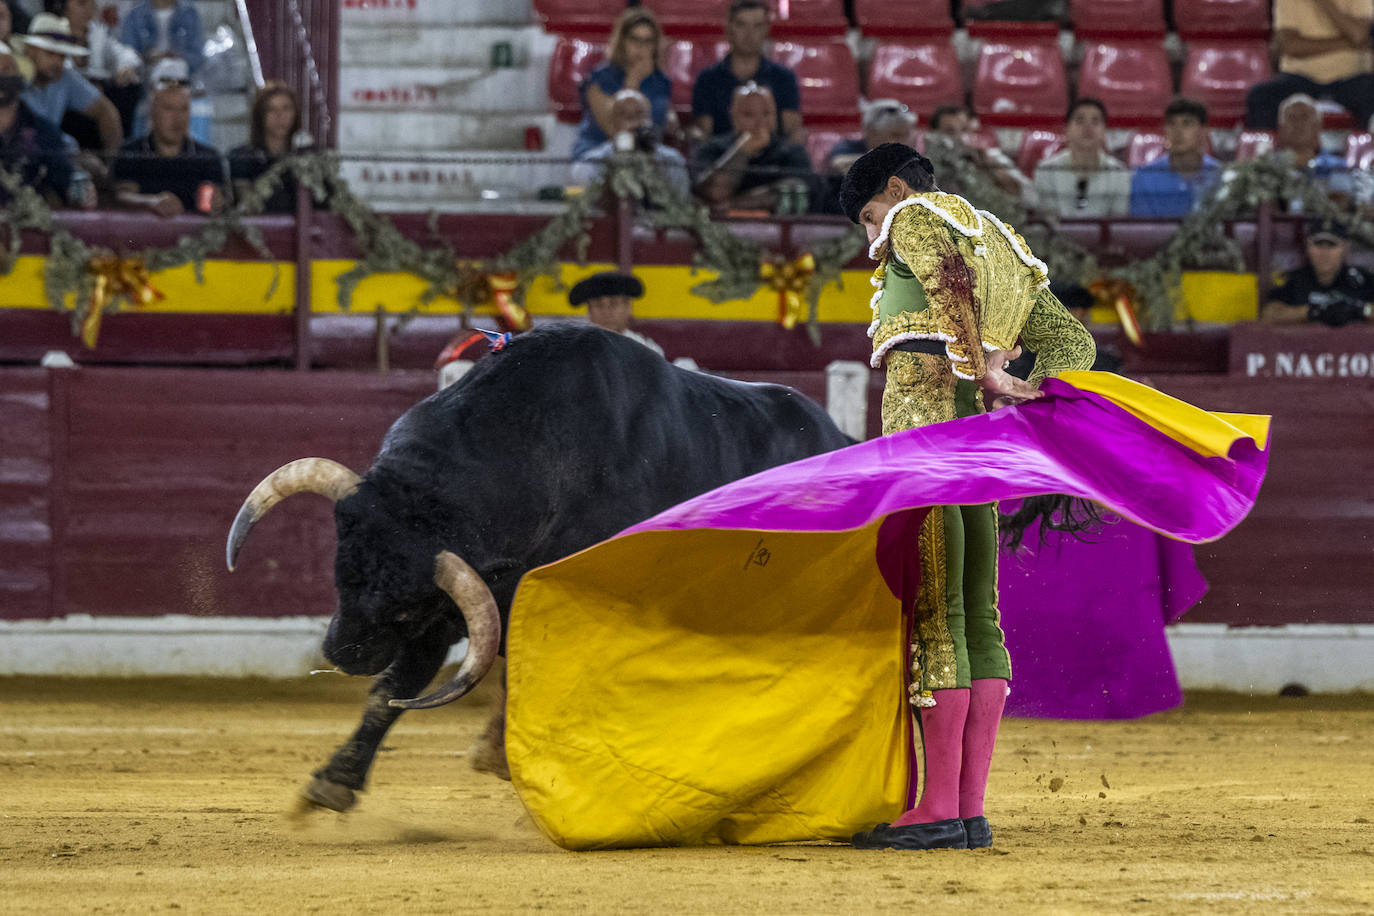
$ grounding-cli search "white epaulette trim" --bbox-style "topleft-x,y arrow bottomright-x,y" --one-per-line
867,193 -> 985,259
977,209 -> 1049,276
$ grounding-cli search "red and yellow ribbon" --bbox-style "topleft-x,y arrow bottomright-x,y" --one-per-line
80,256 -> 164,348
760,253 -> 815,330
1089,277 -> 1143,348
487,271 -> 531,332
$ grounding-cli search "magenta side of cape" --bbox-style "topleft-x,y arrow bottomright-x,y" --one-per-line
998,512 -> 1208,719
621,379 -> 1268,546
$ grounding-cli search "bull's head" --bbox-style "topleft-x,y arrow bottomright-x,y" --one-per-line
225,458 -> 500,710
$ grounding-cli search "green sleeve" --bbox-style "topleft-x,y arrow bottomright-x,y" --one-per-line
1022,288 -> 1097,387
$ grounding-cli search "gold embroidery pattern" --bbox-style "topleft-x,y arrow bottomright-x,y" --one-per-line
1022,287 -> 1098,387
880,351 -> 957,434
911,506 -> 957,699
889,210 -> 987,379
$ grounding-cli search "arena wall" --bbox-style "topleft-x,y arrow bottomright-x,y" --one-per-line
0,363 -> 1370,692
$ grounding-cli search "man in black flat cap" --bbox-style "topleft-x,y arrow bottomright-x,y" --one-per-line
568,270 -> 664,357
839,142 -> 1096,854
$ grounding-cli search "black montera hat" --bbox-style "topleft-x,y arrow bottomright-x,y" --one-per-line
839,143 -> 935,225
568,271 -> 645,306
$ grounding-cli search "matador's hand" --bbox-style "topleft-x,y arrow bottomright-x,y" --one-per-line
979,347 -> 1043,408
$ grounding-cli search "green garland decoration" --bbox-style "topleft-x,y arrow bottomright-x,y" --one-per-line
5,147 -> 1366,342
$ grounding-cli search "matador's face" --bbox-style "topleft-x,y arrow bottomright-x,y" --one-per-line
857,177 -> 913,247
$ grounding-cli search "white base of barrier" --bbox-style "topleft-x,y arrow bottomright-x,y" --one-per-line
1,617 -> 1371,693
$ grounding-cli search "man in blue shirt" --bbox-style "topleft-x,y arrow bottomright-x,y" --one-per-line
690,0 -> 801,143
1129,98 -> 1222,218
0,44 -> 75,206
19,13 -> 123,155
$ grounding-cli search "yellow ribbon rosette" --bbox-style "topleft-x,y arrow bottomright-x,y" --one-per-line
80,256 -> 164,348
760,252 -> 815,330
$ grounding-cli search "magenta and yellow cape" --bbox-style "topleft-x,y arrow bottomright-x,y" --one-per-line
504,372 -> 1270,850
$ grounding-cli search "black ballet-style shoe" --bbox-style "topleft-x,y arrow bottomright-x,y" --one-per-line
961,815 -> 993,848
851,816 -> 968,850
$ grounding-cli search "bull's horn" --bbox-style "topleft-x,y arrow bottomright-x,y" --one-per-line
225,458 -> 360,571
389,551 -> 501,710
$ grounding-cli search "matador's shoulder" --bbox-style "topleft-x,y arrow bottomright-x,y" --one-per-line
881,192 -> 986,262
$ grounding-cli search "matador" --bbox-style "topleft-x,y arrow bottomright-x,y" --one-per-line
839,143 -> 1097,851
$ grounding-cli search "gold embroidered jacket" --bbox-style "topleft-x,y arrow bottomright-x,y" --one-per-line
868,192 -> 1095,386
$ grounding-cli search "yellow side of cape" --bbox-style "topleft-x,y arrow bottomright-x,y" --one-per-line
505,524 -> 913,851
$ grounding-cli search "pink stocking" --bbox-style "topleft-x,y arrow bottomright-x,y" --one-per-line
892,688 -> 970,826
959,678 -> 1007,819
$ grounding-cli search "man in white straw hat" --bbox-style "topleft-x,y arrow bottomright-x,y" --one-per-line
19,12 -> 122,154
0,40 -> 80,206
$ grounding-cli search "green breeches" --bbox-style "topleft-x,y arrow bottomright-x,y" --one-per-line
881,351 -> 1012,701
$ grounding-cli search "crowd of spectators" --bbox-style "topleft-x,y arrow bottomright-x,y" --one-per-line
561,0 -> 1374,224
0,0 -> 305,216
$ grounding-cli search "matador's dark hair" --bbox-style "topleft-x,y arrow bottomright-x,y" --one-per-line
1000,495 -> 1107,552
839,143 -> 937,224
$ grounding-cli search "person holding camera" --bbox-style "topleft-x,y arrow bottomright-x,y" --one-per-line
569,88 -> 689,197
691,82 -> 813,214
1261,219 -> 1374,326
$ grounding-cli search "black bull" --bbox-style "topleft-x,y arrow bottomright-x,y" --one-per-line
226,325 -> 855,811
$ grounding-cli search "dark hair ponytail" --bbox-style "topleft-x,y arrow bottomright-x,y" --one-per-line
999,495 -> 1106,552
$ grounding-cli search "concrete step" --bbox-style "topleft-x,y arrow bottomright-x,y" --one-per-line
337,153 -> 577,210
340,24 -> 548,69
338,110 -> 557,153
340,65 -> 550,115
340,0 -> 533,28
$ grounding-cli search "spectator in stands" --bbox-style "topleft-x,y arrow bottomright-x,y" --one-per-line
0,42 -> 80,206
690,0 -> 801,143
1270,93 -> 1355,205
926,103 -> 1037,205
818,100 -> 917,214
1129,98 -> 1223,218
1033,98 -> 1130,218
571,87 -> 689,196
1244,0 -> 1374,131
228,81 -> 302,214
692,82 -> 813,213
572,7 -> 672,161
19,13 -> 122,154
568,270 -> 664,357
1261,218 -> 1373,325
825,99 -> 917,177
50,0 -> 142,138
120,0 -> 203,76
111,79 -> 226,217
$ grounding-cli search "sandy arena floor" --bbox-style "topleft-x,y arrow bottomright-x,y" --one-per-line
2,676 -> 1371,915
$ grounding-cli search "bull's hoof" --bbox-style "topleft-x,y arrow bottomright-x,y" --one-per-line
469,742 -> 511,781
298,776 -> 358,813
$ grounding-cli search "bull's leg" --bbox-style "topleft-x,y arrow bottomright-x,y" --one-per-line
301,632 -> 451,812
467,666 -> 509,780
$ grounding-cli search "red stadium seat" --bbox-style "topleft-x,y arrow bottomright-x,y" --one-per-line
548,36 -> 606,123
1126,131 -> 1166,167
804,128 -> 856,172
1233,130 -> 1274,161
1070,0 -> 1165,37
854,0 -> 954,37
1173,0 -> 1270,40
768,0 -> 849,37
1015,129 -> 1064,175
644,0 -> 846,37
972,37 -> 1069,127
1076,40 -> 1173,125
1345,132 -> 1374,169
664,39 -> 723,119
1180,41 -> 1270,127
770,39 -> 862,126
531,0 -> 622,37
866,39 -> 966,120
